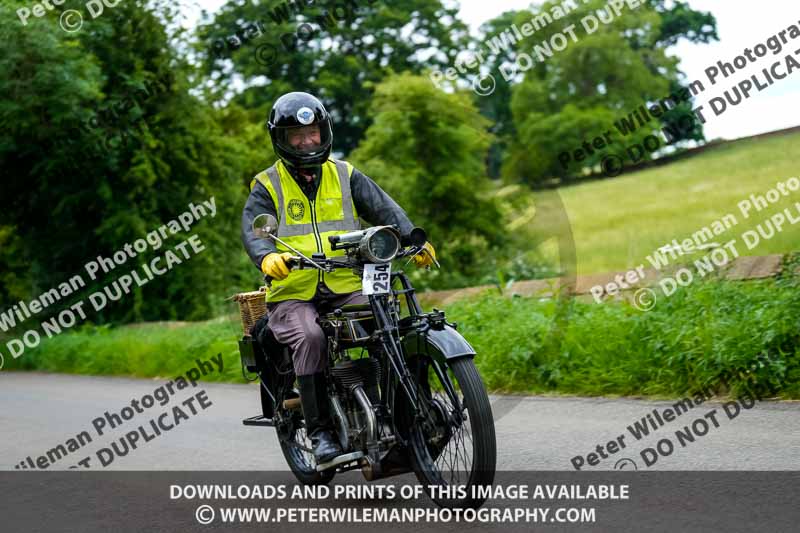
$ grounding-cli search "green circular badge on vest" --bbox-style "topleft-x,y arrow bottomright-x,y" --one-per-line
287,199 -> 305,221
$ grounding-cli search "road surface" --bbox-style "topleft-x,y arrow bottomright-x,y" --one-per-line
1,372 -> 798,471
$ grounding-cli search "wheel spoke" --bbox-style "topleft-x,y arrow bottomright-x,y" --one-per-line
296,427 -> 315,465
414,360 -> 475,489
280,412 -> 317,471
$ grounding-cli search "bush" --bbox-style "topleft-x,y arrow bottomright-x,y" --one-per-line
447,265 -> 800,398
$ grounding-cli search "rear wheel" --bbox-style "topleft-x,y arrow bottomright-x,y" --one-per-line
402,356 -> 496,508
275,394 -> 335,485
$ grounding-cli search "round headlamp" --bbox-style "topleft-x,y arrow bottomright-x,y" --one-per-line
358,227 -> 401,263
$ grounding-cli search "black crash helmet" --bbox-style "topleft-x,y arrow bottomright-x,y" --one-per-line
267,91 -> 333,169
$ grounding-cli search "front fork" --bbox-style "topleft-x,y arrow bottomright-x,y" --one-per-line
369,293 -> 422,411
367,285 -> 441,437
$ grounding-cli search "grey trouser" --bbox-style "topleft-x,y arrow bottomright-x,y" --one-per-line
267,284 -> 368,376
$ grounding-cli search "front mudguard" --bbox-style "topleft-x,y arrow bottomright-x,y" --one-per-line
392,324 -> 475,447
401,324 -> 476,365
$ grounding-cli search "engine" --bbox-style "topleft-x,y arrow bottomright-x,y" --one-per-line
330,358 -> 388,450
331,358 -> 381,404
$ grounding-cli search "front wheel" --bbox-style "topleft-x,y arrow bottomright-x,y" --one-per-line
402,356 -> 497,508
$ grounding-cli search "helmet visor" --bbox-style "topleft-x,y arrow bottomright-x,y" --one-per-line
273,119 -> 332,158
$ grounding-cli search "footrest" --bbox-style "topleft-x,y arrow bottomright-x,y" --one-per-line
316,451 -> 364,472
242,414 -> 274,427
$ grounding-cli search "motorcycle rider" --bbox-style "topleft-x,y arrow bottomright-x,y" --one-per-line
241,91 -> 436,464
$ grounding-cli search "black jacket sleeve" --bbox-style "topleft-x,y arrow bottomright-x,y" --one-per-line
241,180 -> 279,270
350,168 -> 415,238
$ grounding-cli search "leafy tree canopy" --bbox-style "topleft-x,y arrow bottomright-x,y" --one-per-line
470,0 -> 717,185
196,0 -> 470,155
351,73 -> 507,288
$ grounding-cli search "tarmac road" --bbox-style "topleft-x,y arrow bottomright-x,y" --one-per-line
1,372 -> 798,471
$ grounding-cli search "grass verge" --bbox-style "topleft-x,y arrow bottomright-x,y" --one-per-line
4,261 -> 799,399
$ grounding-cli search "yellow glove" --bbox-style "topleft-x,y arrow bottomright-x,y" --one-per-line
261,252 -> 294,280
412,242 -> 436,268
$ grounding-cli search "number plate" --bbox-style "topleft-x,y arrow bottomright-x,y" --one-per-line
362,263 -> 391,295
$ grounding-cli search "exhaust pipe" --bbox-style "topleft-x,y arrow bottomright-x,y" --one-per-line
330,395 -> 350,451
352,385 -> 377,444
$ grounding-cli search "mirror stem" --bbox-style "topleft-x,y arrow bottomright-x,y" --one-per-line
269,235 -> 328,271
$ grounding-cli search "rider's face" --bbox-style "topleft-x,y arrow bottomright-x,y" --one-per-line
287,125 -> 321,151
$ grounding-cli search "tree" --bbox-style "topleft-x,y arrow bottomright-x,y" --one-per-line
195,0 -> 470,155
350,73 -> 506,288
0,0 -> 265,324
473,10 -> 520,180
471,0 -> 717,186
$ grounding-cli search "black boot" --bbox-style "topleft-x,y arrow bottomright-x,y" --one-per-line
298,372 -> 343,464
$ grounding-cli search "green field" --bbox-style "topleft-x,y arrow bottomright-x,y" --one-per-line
556,131 -> 800,275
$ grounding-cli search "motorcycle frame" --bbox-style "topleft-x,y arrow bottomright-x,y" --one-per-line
241,267 -> 478,465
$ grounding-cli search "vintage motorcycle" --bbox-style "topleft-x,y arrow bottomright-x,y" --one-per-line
237,214 -> 496,508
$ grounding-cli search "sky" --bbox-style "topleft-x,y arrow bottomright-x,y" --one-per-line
188,0 -> 800,140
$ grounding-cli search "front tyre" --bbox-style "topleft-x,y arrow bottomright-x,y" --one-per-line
403,356 -> 496,508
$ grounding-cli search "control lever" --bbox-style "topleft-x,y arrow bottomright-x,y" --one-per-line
263,255 -> 301,288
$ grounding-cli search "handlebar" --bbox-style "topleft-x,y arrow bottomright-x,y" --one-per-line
263,244 -> 426,286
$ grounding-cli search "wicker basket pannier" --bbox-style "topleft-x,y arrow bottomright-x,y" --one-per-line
232,287 -> 268,336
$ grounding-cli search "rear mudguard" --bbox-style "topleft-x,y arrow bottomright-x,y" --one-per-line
401,324 -> 476,365
238,336 -> 279,419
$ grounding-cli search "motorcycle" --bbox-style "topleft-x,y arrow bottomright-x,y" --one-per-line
237,214 -> 497,508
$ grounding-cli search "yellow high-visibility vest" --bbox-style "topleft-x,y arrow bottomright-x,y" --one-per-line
251,158 -> 362,302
